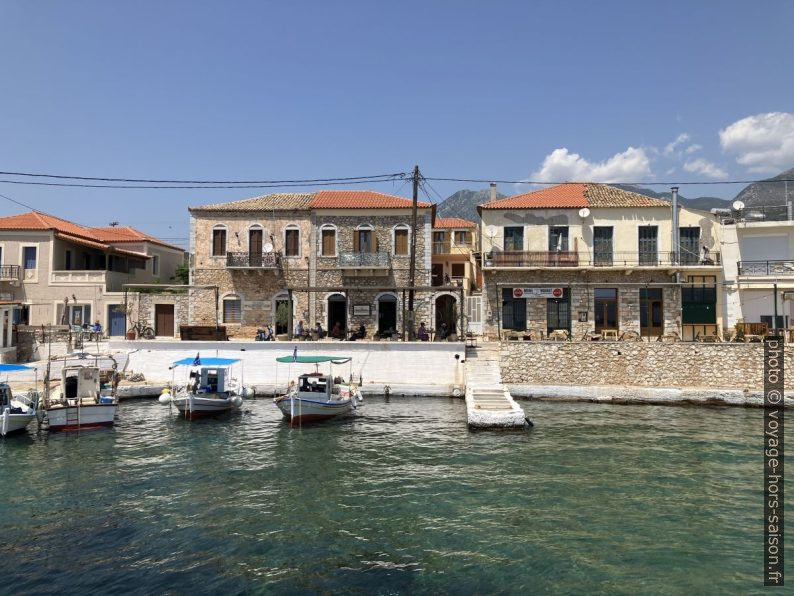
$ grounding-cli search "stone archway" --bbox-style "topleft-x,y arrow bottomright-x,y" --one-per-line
376,293 -> 398,336
327,293 -> 347,337
434,294 -> 458,338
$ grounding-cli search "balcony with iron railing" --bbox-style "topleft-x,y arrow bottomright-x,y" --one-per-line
0,265 -> 21,281
737,259 -> 794,276
484,250 -> 721,268
338,251 -> 391,268
226,251 -> 281,269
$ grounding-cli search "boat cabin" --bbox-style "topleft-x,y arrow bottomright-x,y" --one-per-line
1,383 -> 13,409
190,367 -> 229,395
62,366 -> 100,402
298,373 -> 331,397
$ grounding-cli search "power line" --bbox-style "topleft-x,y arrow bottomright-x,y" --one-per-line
423,176 -> 794,186
0,176 -> 407,190
0,170 -> 408,185
0,191 -> 35,210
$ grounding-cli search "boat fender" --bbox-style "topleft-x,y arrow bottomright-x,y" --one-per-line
231,395 -> 243,408
241,387 -> 254,398
451,386 -> 462,398
158,391 -> 172,405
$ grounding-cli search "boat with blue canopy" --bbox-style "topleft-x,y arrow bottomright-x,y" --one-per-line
160,354 -> 251,420
0,363 -> 41,436
274,351 -> 362,426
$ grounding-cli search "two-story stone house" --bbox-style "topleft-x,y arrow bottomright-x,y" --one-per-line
188,190 -> 440,338
0,211 -> 185,335
478,183 -> 724,341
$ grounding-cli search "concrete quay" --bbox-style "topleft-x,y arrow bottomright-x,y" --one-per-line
465,344 -> 528,429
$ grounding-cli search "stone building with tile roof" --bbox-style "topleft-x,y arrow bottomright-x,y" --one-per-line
476,183 -> 724,341
0,211 -> 185,342
188,190 -> 453,339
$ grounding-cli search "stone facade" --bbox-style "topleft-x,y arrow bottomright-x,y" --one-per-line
482,269 -> 683,340
501,341 -> 794,390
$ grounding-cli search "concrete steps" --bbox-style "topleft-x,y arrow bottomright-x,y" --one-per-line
464,343 -> 527,429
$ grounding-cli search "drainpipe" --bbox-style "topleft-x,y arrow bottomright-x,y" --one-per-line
671,186 -> 680,266
773,282 -> 778,333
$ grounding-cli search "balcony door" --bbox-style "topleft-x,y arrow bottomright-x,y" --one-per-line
549,226 -> 569,251
594,288 -> 618,333
249,228 -> 263,266
593,226 -> 613,265
503,227 -> 524,252
679,227 -> 700,264
354,229 -> 374,253
638,226 -> 658,265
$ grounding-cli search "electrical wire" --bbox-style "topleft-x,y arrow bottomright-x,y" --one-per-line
0,191 -> 36,210
0,176 -> 407,190
423,176 -> 794,186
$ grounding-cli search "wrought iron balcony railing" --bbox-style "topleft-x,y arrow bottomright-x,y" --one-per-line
338,251 -> 391,268
484,250 -> 721,268
0,265 -> 21,281
226,251 -> 281,269
738,259 -> 794,276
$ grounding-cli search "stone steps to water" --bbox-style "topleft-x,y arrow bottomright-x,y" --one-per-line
464,343 -> 527,430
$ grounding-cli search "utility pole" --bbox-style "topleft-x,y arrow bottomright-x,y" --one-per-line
407,165 -> 420,340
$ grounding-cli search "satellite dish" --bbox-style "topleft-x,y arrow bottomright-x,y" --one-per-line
732,200 -> 745,211
263,242 -> 274,253
578,208 -> 591,218
486,226 -> 498,237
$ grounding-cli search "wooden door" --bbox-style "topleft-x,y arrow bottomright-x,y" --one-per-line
154,304 -> 174,337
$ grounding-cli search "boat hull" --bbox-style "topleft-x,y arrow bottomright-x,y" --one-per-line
275,396 -> 354,426
1,410 -> 35,436
46,404 -> 117,431
172,396 -> 239,420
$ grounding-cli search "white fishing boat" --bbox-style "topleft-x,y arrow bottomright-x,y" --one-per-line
274,354 -> 363,427
0,363 -> 41,437
44,356 -> 119,431
159,355 -> 249,420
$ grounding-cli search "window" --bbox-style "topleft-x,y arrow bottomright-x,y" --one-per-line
594,288 -> 618,333
454,230 -> 470,245
682,276 -> 716,325
502,287 -> 526,331
284,226 -> 300,257
354,225 -> 375,253
466,295 -> 482,324
433,231 -> 447,254
679,227 -> 700,265
212,227 -> 226,257
547,289 -> 571,334
640,288 -> 663,337
152,255 -> 160,276
549,226 -> 569,251
638,226 -> 658,265
249,226 -> 263,255
23,246 -> 37,270
65,250 -> 72,271
68,304 -> 91,326
593,227 -> 613,266
451,263 -> 465,278
503,227 -> 524,251
394,226 -> 409,255
320,226 -> 336,256
223,297 -> 242,324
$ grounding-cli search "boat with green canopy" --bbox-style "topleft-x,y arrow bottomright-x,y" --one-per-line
274,350 -> 362,426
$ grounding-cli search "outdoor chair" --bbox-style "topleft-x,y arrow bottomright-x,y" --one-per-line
619,330 -> 641,341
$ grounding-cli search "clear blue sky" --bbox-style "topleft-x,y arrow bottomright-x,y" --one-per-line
1,0 -> 792,247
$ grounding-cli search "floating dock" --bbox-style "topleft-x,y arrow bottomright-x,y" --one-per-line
465,344 -> 528,429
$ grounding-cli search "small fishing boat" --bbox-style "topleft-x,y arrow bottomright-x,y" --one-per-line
159,355 -> 249,420
44,355 -> 120,431
274,354 -> 363,426
0,363 -> 41,436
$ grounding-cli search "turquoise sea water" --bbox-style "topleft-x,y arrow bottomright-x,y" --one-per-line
0,397 -> 788,594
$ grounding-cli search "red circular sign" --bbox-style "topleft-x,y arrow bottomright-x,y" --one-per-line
513,288 -> 523,298
552,288 -> 563,298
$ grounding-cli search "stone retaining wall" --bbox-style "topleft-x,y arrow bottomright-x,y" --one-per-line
501,341 -> 794,390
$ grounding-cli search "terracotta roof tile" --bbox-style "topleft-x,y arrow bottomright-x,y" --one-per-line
190,193 -> 315,212
434,217 -> 476,229
311,190 -> 432,209
89,226 -> 184,252
480,183 -> 671,209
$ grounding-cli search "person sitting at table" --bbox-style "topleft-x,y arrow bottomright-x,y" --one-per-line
294,320 -> 305,338
315,322 -> 326,339
349,323 -> 366,341
417,322 -> 429,342
438,322 -> 449,340
90,320 -> 102,338
331,321 -> 343,339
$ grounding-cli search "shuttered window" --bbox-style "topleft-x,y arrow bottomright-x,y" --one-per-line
285,228 -> 300,257
321,228 -> 336,256
212,229 -> 226,256
354,229 -> 376,253
223,298 -> 242,324
394,228 -> 408,255
455,230 -> 470,245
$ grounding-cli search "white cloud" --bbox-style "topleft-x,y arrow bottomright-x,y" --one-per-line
685,144 -> 702,154
664,133 -> 690,156
719,112 -> 794,173
530,146 -> 651,183
683,158 -> 728,179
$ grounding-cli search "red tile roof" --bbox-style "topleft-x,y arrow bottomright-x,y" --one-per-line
480,183 -> 670,209
311,190 -> 432,209
0,211 -> 182,253
434,217 -> 476,229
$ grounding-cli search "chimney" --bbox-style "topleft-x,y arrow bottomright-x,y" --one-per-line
489,182 -> 497,202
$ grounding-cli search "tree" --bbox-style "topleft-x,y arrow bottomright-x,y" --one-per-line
171,263 -> 189,284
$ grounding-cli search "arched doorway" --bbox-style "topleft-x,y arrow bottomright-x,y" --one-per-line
435,294 -> 457,338
327,294 -> 347,336
377,293 -> 397,336
273,292 -> 294,335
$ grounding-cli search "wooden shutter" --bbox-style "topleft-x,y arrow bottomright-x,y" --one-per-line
373,234 -> 378,254
213,229 -> 226,256
286,229 -> 299,256
322,229 -> 335,255
353,231 -> 360,253
249,229 -> 262,254
395,229 -> 408,255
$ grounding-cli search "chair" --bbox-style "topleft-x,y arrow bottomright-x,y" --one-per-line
548,329 -> 569,341
619,330 -> 641,341
465,332 -> 477,348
